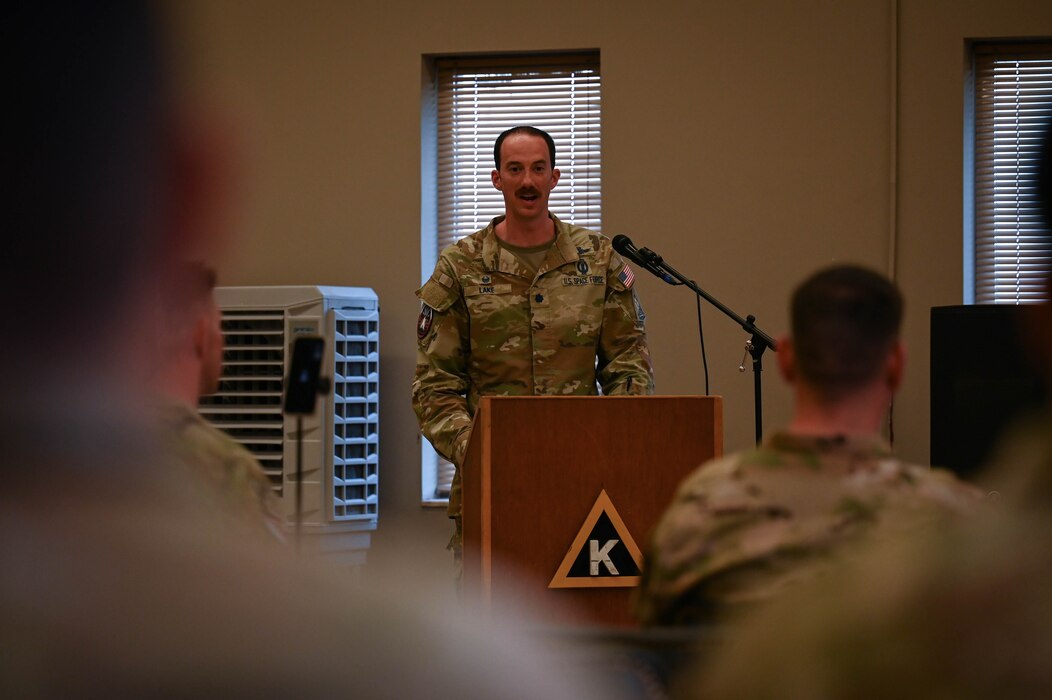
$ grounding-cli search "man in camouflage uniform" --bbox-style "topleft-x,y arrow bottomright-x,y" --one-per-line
682,120 -> 1052,700
155,261 -> 285,544
413,125 -> 654,545
634,264 -> 982,626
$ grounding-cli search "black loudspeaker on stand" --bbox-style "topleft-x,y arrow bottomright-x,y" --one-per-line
283,335 -> 331,551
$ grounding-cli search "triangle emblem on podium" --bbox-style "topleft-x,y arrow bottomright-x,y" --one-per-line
549,489 -> 643,589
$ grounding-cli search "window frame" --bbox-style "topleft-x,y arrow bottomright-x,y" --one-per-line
967,40 -> 1052,305
419,51 -> 602,506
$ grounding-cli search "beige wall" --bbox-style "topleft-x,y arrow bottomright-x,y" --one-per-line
169,0 -> 1052,578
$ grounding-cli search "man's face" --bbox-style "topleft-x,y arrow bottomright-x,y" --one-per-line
198,298 -> 224,396
491,133 -> 560,221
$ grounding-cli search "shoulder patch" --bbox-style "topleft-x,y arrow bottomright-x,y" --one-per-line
633,292 -> 646,325
417,303 -> 434,339
618,264 -> 635,289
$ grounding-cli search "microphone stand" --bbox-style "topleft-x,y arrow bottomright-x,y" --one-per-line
638,246 -> 777,445
283,335 -> 332,554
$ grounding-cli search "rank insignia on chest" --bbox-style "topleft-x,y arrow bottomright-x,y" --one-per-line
576,259 -> 590,276
481,275 -> 492,284
417,303 -> 434,339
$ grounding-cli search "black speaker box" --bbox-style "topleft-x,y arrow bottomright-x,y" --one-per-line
930,304 -> 1047,480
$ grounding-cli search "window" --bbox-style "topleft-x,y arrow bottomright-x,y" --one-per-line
420,52 -> 602,504
970,41 -> 1052,304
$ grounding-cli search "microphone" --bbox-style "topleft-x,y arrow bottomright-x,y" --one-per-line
611,235 -> 677,285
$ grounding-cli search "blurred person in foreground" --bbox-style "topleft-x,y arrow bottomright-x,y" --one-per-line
634,264 -> 983,626
686,124 -> 1052,699
155,260 -> 285,544
0,4 -> 636,698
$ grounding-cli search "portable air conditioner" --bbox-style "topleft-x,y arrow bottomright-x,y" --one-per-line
201,285 -> 379,566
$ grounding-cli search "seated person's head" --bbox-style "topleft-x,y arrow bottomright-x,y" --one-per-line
156,261 -> 224,401
782,265 -> 904,404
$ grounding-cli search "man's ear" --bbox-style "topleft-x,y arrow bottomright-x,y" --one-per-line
886,340 -> 906,393
776,335 -> 795,383
550,167 -> 561,189
191,314 -> 208,361
491,169 -> 502,191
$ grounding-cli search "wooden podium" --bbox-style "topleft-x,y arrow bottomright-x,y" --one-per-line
462,395 -> 723,627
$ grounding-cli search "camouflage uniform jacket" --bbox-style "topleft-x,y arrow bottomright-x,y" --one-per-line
690,421 -> 1052,699
634,430 -> 983,625
413,213 -> 655,518
157,400 -> 286,544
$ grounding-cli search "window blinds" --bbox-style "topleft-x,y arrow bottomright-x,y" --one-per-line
429,53 -> 602,498
435,53 -> 602,254
974,43 -> 1052,304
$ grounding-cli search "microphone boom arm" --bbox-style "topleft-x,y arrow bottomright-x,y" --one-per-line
639,247 -> 777,352
637,242 -> 776,445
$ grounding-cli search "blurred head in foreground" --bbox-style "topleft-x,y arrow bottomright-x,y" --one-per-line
8,1 -> 231,402
10,3 -> 170,391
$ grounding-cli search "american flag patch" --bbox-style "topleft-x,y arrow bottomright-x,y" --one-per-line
618,264 -> 635,288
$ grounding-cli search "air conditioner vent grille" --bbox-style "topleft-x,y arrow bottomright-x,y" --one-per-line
201,287 -> 381,538
200,310 -> 286,494
331,310 -> 379,521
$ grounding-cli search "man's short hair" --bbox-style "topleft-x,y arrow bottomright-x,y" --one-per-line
791,264 -> 904,399
493,126 -> 556,170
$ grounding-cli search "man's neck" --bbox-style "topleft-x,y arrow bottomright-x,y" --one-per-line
496,212 -> 555,247
786,383 -> 890,439
156,358 -> 204,409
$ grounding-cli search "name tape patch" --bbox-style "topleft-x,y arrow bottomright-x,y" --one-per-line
563,275 -> 605,287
